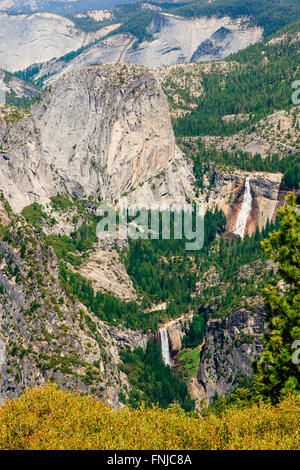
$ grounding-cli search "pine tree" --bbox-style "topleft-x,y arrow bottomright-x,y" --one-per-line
252,193 -> 300,402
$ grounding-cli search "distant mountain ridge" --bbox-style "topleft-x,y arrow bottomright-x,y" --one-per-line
0,11 -> 262,75
0,0 -> 136,14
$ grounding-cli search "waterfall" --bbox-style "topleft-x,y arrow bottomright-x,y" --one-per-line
159,328 -> 171,366
234,177 -> 252,238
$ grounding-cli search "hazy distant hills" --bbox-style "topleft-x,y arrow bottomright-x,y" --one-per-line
0,0 -> 136,14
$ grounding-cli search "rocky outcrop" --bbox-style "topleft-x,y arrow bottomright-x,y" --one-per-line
211,27 -> 233,43
204,169 -> 285,236
197,307 -> 266,400
190,39 -> 222,62
0,63 -> 194,213
78,241 -> 137,302
0,69 -> 39,101
160,313 -> 194,356
205,107 -> 300,159
190,25 -> 236,62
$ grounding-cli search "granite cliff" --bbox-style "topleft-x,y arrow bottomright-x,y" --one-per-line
0,63 -> 194,213
197,307 -> 266,400
0,53 -> 297,408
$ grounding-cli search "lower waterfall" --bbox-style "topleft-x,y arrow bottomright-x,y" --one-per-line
159,328 -> 171,366
234,177 -> 252,238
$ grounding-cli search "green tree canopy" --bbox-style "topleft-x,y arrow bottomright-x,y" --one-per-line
252,194 -> 300,402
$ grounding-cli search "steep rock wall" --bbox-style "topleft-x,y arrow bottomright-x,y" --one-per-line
205,169 -> 284,236
197,307 -> 266,400
0,63 -> 194,212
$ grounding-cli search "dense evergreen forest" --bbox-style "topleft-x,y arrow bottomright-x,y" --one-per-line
182,312 -> 208,349
119,340 -> 195,411
125,207 -> 226,313
178,139 -> 300,189
171,0 -> 300,37
172,22 -> 300,137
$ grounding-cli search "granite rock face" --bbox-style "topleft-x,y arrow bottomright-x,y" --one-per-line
0,12 -> 88,72
190,39 -> 222,62
0,108 -> 59,211
0,69 -> 39,101
0,63 -> 194,213
0,11 -> 262,79
203,169 -> 285,236
74,14 -> 262,69
162,314 -> 194,356
197,307 -> 266,400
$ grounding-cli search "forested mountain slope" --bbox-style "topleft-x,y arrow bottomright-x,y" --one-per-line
159,21 -> 300,230
164,21 -> 300,137
0,5 -> 299,416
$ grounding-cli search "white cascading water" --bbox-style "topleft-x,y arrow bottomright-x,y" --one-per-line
234,177 -> 252,238
159,328 -> 171,366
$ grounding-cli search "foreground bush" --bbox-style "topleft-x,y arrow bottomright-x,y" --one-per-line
0,384 -> 299,450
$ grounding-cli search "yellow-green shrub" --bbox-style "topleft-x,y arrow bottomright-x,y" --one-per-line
0,384 -> 299,450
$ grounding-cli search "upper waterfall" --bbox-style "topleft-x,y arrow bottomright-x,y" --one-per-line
234,177 -> 252,238
160,328 -> 172,366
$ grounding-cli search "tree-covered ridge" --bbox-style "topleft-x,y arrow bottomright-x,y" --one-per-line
171,0 -> 300,37
178,139 -> 300,189
64,4 -> 156,46
168,22 -> 300,137
190,222 -> 280,320
252,194 -> 300,402
59,262 -> 157,331
114,7 -> 156,45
